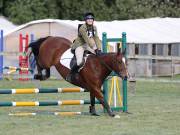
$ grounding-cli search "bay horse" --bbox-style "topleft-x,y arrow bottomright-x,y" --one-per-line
28,36 -> 128,117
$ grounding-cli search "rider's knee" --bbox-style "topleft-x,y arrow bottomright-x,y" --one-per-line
77,59 -> 83,66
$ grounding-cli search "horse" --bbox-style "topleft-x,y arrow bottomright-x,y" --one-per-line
28,36 -> 128,117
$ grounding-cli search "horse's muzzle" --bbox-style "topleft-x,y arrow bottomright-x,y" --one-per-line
118,72 -> 129,80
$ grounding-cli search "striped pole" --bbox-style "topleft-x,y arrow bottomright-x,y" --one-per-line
0,100 -> 100,107
0,88 -> 87,94
3,66 -> 33,73
9,112 -> 82,116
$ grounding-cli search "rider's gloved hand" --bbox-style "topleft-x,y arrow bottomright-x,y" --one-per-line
95,49 -> 101,56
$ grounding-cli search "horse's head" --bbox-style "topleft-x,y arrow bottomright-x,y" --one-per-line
112,48 -> 129,80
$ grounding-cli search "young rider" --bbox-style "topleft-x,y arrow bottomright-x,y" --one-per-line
67,12 -> 102,81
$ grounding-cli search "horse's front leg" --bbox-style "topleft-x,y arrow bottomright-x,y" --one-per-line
89,92 -> 99,116
93,88 -> 115,117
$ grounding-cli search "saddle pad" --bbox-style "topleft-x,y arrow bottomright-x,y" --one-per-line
60,49 -> 73,69
60,49 -> 90,70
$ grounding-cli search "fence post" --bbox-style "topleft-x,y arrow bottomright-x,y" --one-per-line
19,34 -> 29,81
122,32 -> 128,112
0,30 -> 3,80
102,32 -> 108,111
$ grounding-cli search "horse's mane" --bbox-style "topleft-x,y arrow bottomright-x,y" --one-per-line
97,52 -> 120,58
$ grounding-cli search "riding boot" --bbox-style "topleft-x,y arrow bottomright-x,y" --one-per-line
66,64 -> 80,82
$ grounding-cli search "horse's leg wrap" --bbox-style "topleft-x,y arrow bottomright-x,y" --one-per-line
40,68 -> 50,80
89,106 -> 99,116
89,92 -> 99,116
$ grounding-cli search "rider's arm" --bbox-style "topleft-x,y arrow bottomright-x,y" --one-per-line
79,25 -> 94,48
93,26 -> 102,50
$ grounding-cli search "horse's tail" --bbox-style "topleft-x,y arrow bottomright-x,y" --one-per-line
28,36 -> 51,80
28,36 -> 50,56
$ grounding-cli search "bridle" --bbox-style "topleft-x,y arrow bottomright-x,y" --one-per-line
97,53 -> 126,78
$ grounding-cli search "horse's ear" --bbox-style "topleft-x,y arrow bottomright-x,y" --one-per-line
117,43 -> 121,55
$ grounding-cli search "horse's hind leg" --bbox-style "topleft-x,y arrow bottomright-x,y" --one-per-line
33,56 -> 50,80
41,68 -> 50,80
89,92 -> 99,116
45,68 -> 50,78
34,62 -> 43,80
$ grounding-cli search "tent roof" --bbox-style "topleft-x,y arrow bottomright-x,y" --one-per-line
3,17 -> 180,44
62,18 -> 180,44
0,16 -> 17,34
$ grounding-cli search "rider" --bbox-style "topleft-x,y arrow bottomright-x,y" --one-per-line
67,12 -> 102,81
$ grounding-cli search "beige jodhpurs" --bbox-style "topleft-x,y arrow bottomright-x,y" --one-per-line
75,45 -> 97,66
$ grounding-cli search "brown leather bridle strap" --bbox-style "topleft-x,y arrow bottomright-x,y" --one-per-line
96,54 -> 117,73
98,57 -> 112,71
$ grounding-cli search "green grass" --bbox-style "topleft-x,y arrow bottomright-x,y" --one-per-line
0,79 -> 180,135
153,74 -> 180,80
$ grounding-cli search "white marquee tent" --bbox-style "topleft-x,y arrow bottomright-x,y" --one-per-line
1,16 -> 180,77
2,17 -> 180,44
0,16 -> 16,33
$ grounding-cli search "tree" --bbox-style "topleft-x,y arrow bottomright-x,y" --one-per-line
1,0 -> 180,24
0,0 -> 3,15
3,0 -> 58,24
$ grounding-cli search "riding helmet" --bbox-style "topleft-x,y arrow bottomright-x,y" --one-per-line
84,12 -> 94,20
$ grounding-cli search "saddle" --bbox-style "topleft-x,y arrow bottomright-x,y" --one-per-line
70,50 -> 92,71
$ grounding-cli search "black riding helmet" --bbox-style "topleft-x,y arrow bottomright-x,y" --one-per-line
84,12 -> 94,20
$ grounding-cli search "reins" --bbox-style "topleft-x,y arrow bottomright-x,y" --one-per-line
96,53 -> 116,73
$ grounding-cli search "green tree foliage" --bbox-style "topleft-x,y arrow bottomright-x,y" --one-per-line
57,0 -> 111,21
0,0 -> 3,15
3,0 -> 58,24
1,0 -> 180,24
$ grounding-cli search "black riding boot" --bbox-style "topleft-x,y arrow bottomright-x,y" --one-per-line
66,64 -> 80,82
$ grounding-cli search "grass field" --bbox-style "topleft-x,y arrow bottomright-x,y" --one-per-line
0,79 -> 179,135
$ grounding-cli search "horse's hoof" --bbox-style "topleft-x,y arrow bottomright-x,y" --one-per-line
110,114 -> 115,117
34,74 -> 41,80
108,112 -> 115,117
114,115 -> 120,119
91,113 -> 100,116
40,76 -> 47,81
89,106 -> 98,114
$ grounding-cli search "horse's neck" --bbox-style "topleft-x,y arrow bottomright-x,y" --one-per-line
100,53 -> 114,67
98,53 -> 115,78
